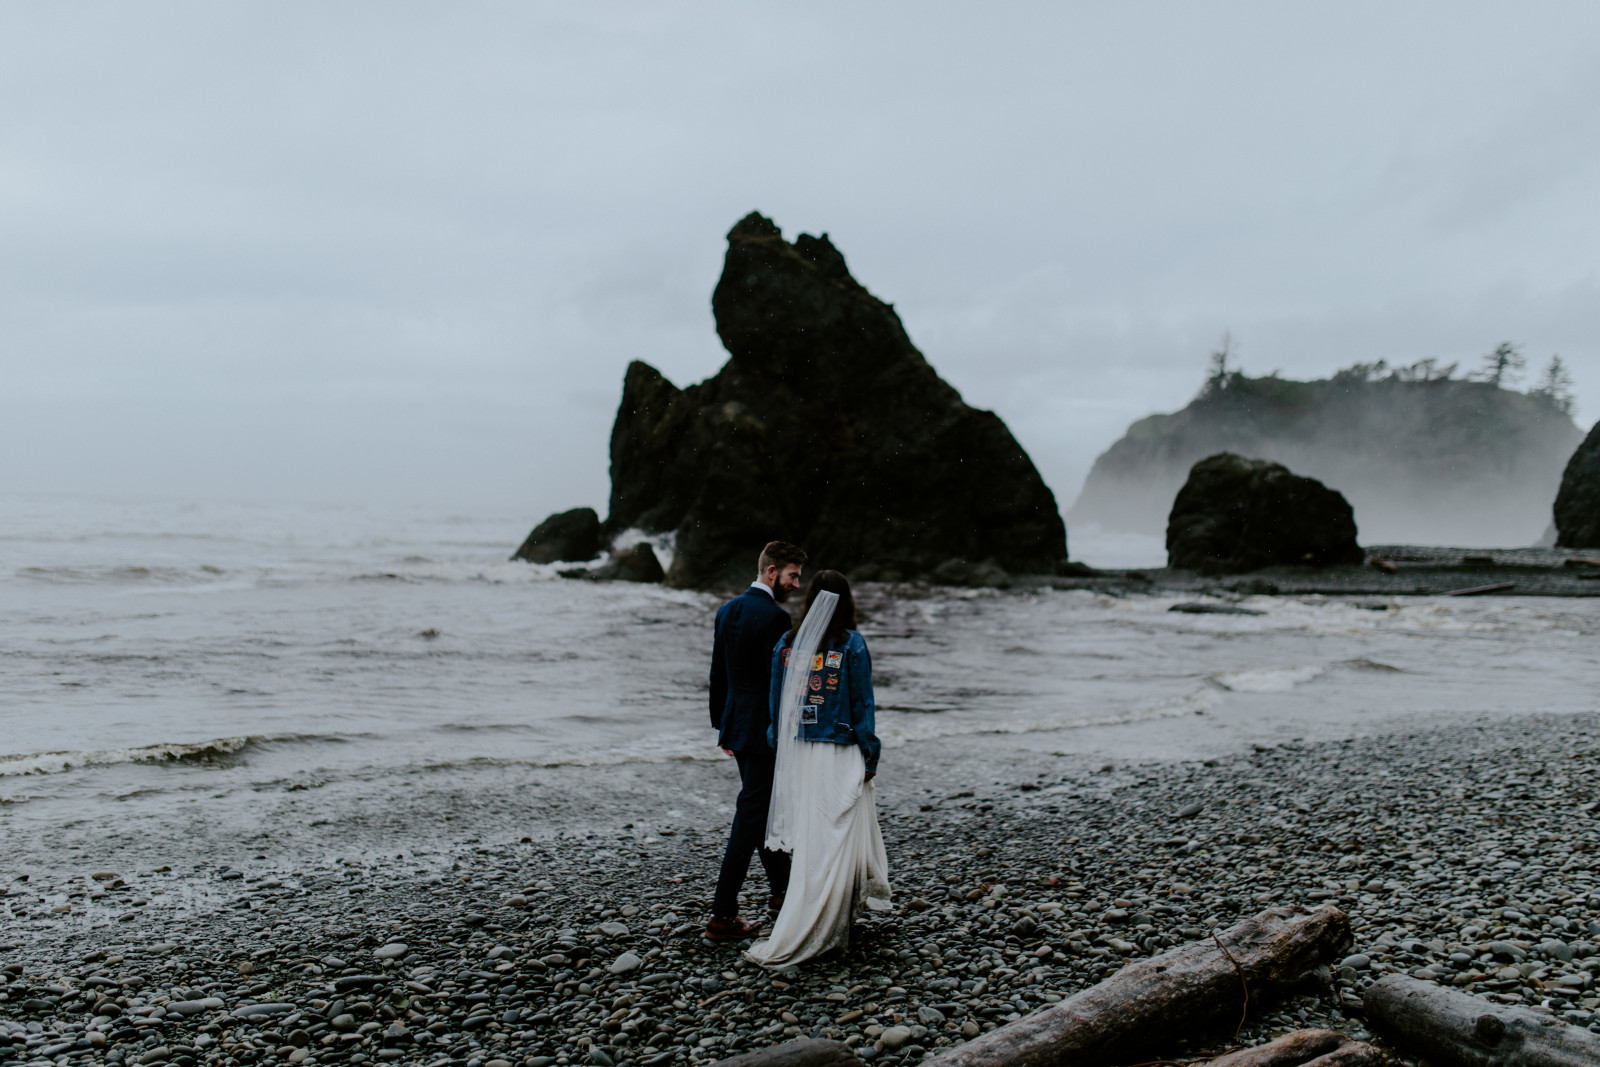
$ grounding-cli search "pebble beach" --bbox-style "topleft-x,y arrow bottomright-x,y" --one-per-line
8,712 -> 1600,1067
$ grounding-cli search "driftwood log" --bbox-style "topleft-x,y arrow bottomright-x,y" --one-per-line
709,1038 -> 863,1067
1201,1029 -> 1385,1067
1364,973 -> 1600,1067
929,904 -> 1352,1067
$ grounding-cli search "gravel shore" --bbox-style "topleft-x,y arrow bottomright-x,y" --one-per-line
7,713 -> 1600,1067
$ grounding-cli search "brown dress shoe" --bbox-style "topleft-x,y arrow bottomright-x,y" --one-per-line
705,915 -> 762,942
767,894 -> 785,913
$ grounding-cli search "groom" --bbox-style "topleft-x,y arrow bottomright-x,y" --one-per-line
706,540 -> 806,940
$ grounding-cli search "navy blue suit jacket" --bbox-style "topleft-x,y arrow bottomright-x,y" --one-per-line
710,587 -> 792,754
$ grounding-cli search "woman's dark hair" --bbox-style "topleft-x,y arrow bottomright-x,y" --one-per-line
786,570 -> 857,648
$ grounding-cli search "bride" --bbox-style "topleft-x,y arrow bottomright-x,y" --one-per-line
745,570 -> 891,967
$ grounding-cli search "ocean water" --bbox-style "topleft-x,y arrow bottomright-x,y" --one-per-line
3,496 -> 1598,864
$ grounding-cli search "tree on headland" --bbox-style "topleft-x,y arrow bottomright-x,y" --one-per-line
1331,360 -> 1388,383
1195,338 -> 1566,409
1478,341 -> 1527,386
1332,358 -> 1456,383
1529,354 -> 1576,416
1393,357 -> 1457,382
1202,332 -> 1239,395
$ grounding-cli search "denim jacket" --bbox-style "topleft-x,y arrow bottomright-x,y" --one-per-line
767,629 -> 881,773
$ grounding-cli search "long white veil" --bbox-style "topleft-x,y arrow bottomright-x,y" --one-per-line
765,589 -> 838,852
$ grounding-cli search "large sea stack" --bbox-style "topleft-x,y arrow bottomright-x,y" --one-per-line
1167,452 -> 1363,574
1554,421 -> 1600,548
603,212 -> 1068,587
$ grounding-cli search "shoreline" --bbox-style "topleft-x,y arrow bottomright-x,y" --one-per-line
980,545 -> 1600,598
11,578 -> 1595,885
7,714 -> 1600,1067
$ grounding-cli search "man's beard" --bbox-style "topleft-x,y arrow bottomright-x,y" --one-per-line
772,581 -> 791,604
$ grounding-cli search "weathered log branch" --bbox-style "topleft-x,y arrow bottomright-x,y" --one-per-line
710,1038 -> 864,1067
1201,1029 -> 1385,1067
1297,1044 -> 1388,1067
1203,1029 -> 1347,1067
1364,973 -> 1600,1067
929,905 -> 1352,1067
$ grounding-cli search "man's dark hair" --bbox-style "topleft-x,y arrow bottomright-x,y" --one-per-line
757,541 -> 807,575
787,570 -> 857,649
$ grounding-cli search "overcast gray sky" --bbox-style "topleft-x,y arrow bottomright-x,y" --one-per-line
4,3 -> 1598,521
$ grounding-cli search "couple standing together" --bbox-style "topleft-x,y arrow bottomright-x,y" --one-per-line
706,541 -> 892,966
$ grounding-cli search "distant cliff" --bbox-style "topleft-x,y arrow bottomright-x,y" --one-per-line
1069,364 -> 1584,546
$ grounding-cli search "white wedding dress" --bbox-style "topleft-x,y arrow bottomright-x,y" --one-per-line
746,591 -> 891,967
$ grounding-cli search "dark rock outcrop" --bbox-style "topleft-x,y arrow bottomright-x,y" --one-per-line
511,507 -> 603,564
1167,453 -> 1363,574
930,558 -> 1012,589
605,212 -> 1068,588
595,543 -> 666,583
1169,601 -> 1266,615
561,543 -> 666,583
1554,422 -> 1600,548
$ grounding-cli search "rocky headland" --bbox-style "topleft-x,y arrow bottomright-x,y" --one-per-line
8,716 -> 1600,1067
1070,363 -> 1584,547
518,213 -> 1069,589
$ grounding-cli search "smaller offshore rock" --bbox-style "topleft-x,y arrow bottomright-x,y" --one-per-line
564,543 -> 665,583
512,507 -> 604,564
931,558 -> 1012,589
1169,602 -> 1265,616
1554,421 -> 1600,548
1167,452 -> 1362,574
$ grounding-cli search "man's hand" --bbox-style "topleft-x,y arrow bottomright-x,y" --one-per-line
864,770 -> 877,783
721,748 -> 735,757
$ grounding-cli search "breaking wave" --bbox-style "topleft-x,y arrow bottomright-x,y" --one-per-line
416,728 -> 722,770
874,684 -> 1226,746
344,559 -> 565,584
1209,665 -> 1325,693
0,733 -> 356,777
15,563 -> 234,586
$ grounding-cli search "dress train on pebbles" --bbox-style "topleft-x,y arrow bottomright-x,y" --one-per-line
744,738 -> 891,967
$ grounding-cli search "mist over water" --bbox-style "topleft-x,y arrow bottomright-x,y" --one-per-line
1067,371 -> 1585,548
1071,465 -> 1565,548
3,496 -> 1598,867
1065,524 -> 1167,569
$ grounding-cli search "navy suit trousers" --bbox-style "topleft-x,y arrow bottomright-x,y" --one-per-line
712,749 -> 791,919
